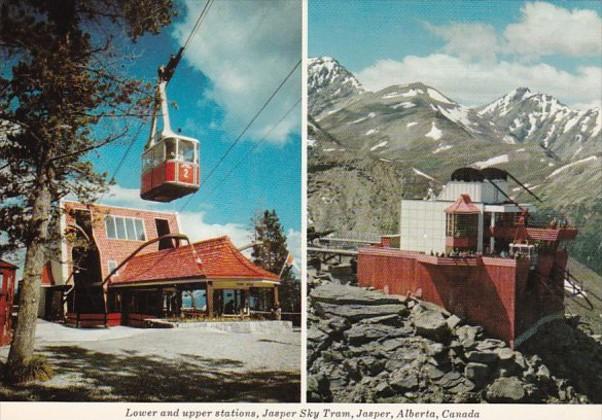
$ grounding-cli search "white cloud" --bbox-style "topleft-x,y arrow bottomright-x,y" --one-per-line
426,22 -> 499,62
99,184 -> 158,210
504,2 -> 602,58
357,54 -> 602,108
286,228 -> 301,272
173,0 -> 301,144
179,211 -> 250,247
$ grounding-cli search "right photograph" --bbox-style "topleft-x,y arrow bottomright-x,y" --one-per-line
306,0 -> 602,404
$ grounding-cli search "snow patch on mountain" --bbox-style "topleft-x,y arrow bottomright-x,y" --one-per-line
370,141 -> 388,151
546,156 -> 598,178
392,102 -> 416,110
350,112 -> 376,124
473,154 -> 510,169
433,144 -> 453,154
412,168 -> 436,181
425,122 -> 442,140
427,88 -> 454,105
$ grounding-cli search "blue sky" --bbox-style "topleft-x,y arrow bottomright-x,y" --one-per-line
310,0 -> 602,109
91,0 -> 301,262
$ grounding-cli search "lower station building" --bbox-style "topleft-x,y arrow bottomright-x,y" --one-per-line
39,201 -> 280,328
358,167 -> 577,348
0,260 -> 17,346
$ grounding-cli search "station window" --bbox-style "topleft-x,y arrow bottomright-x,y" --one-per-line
105,215 -> 146,241
107,260 -> 118,274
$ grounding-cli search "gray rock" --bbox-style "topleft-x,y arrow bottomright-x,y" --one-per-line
455,325 -> 481,349
359,314 -> 402,326
423,364 -> 445,380
374,381 -> 394,397
536,364 -> 551,382
466,350 -> 499,364
486,377 -> 527,402
446,314 -> 463,330
464,362 -> 490,388
476,338 -> 506,351
327,316 -> 351,332
437,371 -> 463,389
448,378 -> 476,394
425,342 -> 446,358
315,302 -> 407,322
494,347 -> 515,361
381,338 -> 405,352
389,369 -> 419,391
413,310 -> 450,342
310,283 -> 404,306
359,356 -> 386,376
344,323 -> 398,345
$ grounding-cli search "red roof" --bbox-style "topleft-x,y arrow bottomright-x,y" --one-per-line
0,259 -> 17,270
109,236 -> 279,286
445,194 -> 481,214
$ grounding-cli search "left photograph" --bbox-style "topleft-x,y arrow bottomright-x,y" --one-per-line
0,0 -> 301,402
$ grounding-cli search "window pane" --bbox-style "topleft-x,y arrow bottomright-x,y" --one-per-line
142,150 -> 152,171
105,216 -> 116,239
165,138 -> 177,160
0,273 -> 4,290
125,218 -> 136,240
134,219 -> 146,241
116,217 -> 127,240
179,140 -> 195,163
153,143 -> 163,165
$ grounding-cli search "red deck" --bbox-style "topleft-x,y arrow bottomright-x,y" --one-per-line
358,247 -> 567,347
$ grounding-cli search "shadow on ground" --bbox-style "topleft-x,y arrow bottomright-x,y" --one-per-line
521,320 -> 602,403
0,346 -> 300,402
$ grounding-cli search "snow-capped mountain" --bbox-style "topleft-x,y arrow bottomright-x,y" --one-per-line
478,88 -> 601,160
308,56 -> 364,116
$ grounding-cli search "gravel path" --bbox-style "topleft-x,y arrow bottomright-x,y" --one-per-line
0,320 -> 301,402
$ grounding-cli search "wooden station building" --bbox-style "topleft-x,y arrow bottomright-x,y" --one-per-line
39,201 -> 280,327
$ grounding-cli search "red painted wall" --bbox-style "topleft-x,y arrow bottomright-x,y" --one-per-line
357,247 -> 563,346
0,262 -> 17,346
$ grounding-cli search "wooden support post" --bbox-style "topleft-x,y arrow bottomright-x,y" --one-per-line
273,286 -> 280,307
206,282 -> 214,318
176,286 -> 182,317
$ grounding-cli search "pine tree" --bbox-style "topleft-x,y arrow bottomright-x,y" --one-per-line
0,0 -> 175,383
251,210 -> 300,313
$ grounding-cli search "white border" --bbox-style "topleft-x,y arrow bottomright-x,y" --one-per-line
300,0 -> 308,405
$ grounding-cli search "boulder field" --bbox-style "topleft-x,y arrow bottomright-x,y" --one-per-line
307,283 -> 602,403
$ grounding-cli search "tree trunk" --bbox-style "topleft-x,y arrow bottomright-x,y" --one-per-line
6,175 -> 52,378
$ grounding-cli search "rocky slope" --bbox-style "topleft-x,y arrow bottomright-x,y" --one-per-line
307,283 -> 602,403
307,56 -> 602,274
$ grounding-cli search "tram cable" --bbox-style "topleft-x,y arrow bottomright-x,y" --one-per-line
203,97 -> 301,199
177,59 -> 301,212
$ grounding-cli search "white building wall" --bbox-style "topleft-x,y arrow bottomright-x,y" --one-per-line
400,200 -> 449,254
438,182 -> 483,202
438,180 -> 509,204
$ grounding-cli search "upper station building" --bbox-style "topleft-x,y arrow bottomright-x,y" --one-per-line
39,200 -> 280,327
358,167 -> 578,348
